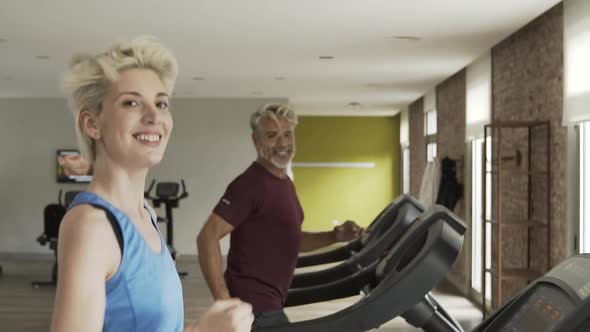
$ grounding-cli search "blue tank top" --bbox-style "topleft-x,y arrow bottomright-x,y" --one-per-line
68,191 -> 184,332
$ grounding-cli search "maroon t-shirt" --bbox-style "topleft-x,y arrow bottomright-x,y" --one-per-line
213,162 -> 304,313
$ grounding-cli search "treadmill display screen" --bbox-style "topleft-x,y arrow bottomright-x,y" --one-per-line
493,285 -> 575,331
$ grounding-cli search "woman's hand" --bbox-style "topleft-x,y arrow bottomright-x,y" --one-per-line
185,299 -> 254,332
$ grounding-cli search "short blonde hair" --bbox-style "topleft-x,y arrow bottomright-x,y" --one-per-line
63,37 -> 178,162
250,104 -> 298,133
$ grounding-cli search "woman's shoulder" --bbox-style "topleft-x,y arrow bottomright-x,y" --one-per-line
58,204 -> 122,279
60,204 -> 119,248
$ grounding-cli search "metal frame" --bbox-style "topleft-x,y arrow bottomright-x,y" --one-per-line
481,121 -> 551,318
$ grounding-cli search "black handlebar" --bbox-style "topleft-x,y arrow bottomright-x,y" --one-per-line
144,179 -> 188,201
180,180 -> 188,199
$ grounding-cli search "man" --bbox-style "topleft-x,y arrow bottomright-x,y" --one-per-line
197,104 -> 363,328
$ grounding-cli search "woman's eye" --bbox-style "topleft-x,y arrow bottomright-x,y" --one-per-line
156,101 -> 169,109
123,100 -> 139,107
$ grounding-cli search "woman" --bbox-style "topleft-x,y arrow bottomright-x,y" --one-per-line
50,37 -> 253,332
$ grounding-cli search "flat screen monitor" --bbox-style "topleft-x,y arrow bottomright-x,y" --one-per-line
56,149 -> 93,183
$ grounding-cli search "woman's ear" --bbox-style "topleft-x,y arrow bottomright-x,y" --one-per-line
79,110 -> 101,140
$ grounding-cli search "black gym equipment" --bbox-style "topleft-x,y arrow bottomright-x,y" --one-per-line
290,194 -> 424,289
32,190 -> 80,288
286,201 -> 464,332
257,205 -> 467,332
144,179 -> 189,277
296,194 -> 423,269
472,254 -> 590,332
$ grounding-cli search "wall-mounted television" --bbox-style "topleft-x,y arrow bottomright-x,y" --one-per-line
56,149 -> 93,183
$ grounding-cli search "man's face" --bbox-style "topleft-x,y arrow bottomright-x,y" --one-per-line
253,116 -> 295,169
58,154 -> 91,176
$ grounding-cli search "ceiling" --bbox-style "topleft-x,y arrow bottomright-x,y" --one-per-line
0,0 -> 562,115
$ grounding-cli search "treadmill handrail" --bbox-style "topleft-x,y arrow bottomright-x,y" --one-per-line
295,194 -> 423,268
286,262 -> 377,307
290,198 -> 424,289
257,206 -> 466,332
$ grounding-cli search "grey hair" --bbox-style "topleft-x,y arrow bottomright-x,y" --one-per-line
250,104 -> 298,133
62,37 -> 178,162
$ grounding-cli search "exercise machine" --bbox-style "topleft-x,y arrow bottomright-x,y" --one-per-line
32,190 -> 80,288
473,253 -> 590,331
291,194 -> 424,288
296,194 -> 423,269
258,205 -> 467,332
144,179 -> 188,277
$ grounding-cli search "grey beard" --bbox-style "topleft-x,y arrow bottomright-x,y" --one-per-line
270,156 -> 291,169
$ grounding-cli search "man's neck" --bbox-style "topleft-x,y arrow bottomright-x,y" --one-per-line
255,158 -> 288,179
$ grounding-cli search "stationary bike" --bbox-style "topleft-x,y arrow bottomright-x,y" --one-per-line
145,179 -> 189,277
32,190 -> 80,288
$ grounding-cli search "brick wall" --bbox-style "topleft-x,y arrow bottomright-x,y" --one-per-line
409,98 -> 425,197
436,69 -> 467,289
491,3 -> 564,306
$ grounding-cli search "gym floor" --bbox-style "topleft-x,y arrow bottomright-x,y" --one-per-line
0,255 -> 482,331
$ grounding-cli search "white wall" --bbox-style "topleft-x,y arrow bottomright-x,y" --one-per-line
564,0 -> 590,256
0,97 -> 286,255
564,0 -> 590,125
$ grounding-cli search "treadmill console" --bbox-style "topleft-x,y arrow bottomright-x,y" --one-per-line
476,255 -> 590,332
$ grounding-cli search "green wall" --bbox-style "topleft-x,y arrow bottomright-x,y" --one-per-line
293,116 -> 401,231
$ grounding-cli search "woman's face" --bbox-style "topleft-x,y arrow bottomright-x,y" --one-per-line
89,68 -> 173,170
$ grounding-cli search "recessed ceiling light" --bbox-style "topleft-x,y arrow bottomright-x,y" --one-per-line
192,76 -> 205,81
251,91 -> 263,96
273,76 -> 286,81
387,36 -> 421,41
347,101 -> 362,109
319,56 -> 334,60
35,55 -> 51,60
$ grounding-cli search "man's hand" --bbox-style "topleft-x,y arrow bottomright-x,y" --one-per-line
185,299 -> 254,332
333,220 -> 365,242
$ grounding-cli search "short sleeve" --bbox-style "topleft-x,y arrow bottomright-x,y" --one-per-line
213,176 -> 255,228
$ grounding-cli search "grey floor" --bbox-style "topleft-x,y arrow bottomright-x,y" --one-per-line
0,255 -> 482,331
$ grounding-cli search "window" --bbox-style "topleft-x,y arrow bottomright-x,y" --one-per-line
402,146 -> 410,193
471,137 -> 492,300
425,110 -> 437,161
425,110 -> 437,136
427,143 -> 437,162
580,122 -> 590,253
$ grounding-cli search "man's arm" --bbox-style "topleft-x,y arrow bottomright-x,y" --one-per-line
51,206 -> 121,332
300,220 -> 365,252
197,212 -> 235,300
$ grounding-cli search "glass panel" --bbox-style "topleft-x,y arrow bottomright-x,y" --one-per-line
427,143 -> 437,162
471,138 -> 484,292
426,110 -> 437,135
402,147 -> 410,193
581,122 -> 590,253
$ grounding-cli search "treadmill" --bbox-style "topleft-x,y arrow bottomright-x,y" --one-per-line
291,194 -> 424,288
296,194 -> 423,268
473,254 -> 590,332
257,205 -> 467,332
